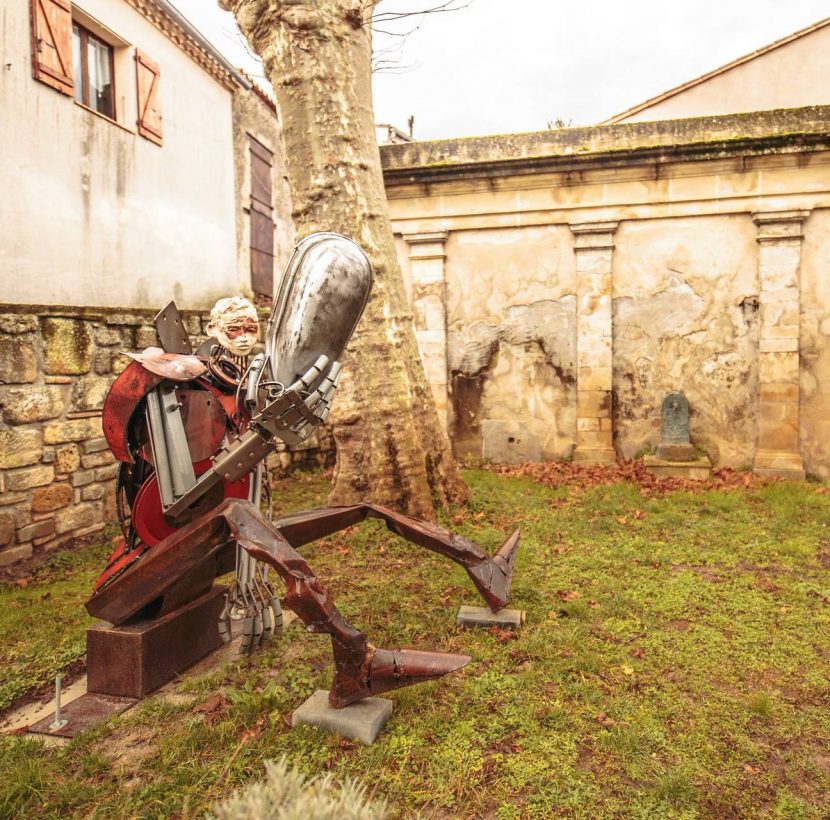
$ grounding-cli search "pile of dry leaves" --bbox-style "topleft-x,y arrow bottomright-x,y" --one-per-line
487,459 -> 772,496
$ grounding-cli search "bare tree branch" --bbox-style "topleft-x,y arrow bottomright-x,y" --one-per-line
368,0 -> 473,73
371,0 -> 472,23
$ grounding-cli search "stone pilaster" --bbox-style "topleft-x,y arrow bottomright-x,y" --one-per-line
752,210 -> 808,479
570,221 -> 618,464
402,232 -> 449,432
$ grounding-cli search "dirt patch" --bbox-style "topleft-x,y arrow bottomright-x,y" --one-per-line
100,727 -> 158,770
671,563 -> 723,583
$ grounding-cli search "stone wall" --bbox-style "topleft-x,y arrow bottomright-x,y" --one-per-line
0,305 -> 334,567
0,307 -> 169,566
382,107 -> 830,478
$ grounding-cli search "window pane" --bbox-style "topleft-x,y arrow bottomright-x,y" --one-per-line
72,24 -> 83,105
86,35 -> 113,118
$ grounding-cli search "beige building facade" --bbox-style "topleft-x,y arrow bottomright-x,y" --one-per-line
382,107 -> 830,480
0,0 -> 294,566
0,0 -> 255,310
604,16 -> 830,124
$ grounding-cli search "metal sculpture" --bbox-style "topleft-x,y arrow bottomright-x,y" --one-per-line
87,233 -> 520,708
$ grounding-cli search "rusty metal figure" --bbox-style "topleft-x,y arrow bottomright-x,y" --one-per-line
87,233 -> 520,708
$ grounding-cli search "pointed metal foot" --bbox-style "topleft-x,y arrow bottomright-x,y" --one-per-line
330,644 -> 471,708
465,528 -> 521,612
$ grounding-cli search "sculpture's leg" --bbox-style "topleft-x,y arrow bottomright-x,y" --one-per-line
86,498 -> 470,708
272,505 -> 520,612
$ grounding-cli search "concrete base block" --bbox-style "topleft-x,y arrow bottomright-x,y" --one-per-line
643,455 -> 711,481
457,605 -> 525,631
292,690 -> 393,745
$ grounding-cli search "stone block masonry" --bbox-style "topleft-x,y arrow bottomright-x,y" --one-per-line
0,305 -> 180,566
0,305 -> 336,567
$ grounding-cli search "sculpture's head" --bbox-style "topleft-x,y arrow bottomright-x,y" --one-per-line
206,296 -> 259,357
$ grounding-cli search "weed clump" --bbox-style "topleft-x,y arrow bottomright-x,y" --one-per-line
209,756 -> 386,820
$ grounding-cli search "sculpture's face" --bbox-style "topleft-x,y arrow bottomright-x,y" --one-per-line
207,298 -> 259,357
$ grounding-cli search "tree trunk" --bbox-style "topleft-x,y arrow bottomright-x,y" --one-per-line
222,0 -> 467,518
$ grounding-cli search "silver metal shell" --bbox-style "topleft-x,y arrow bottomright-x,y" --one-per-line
265,232 -> 373,390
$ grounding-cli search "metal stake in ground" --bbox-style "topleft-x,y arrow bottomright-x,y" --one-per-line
49,674 -> 68,731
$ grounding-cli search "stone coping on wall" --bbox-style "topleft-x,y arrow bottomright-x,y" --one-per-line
380,105 -> 830,183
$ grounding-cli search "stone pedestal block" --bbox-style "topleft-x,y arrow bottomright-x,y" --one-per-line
87,585 -> 226,699
644,455 -> 712,481
292,690 -> 393,745
656,443 -> 696,461
752,450 -> 806,480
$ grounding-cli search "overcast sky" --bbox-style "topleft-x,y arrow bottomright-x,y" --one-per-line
169,0 -> 829,140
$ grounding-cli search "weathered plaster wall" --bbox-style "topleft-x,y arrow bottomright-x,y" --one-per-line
800,208 -> 830,478
612,215 -> 760,465
384,108 -> 830,476
0,0 -> 239,309
444,226 -> 577,462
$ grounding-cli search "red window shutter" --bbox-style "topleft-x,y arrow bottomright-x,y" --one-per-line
30,0 -> 73,96
135,50 -> 162,145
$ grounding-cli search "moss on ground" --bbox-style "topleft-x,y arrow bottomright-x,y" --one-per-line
1,469 -> 828,818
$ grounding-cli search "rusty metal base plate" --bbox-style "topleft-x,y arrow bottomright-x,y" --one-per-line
29,692 -> 137,739
87,584 -> 226,699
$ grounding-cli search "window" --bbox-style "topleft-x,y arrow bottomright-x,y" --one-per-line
71,22 -> 114,119
30,1 -> 162,143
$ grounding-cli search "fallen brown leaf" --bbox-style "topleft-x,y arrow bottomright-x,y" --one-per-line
240,726 -> 261,744
193,692 -> 228,724
556,589 -> 581,601
489,626 -> 517,643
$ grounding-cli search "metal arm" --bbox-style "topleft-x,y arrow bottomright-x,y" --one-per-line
164,356 -> 340,522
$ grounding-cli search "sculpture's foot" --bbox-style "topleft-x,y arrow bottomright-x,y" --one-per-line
465,528 -> 520,612
330,643 -> 471,708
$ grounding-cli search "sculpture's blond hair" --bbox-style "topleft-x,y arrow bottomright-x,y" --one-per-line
208,296 -> 257,328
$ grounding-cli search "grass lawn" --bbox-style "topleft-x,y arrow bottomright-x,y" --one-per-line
1,467 -> 829,818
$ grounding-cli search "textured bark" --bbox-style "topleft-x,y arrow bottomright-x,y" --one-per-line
222,0 -> 466,518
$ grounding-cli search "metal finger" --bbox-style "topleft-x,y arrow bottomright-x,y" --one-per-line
251,613 -> 263,649
261,604 -> 273,640
271,596 -> 284,632
239,616 -> 255,655
288,355 -> 329,394
303,361 -> 341,411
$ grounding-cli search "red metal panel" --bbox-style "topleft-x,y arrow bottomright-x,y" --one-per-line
102,361 -> 163,463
